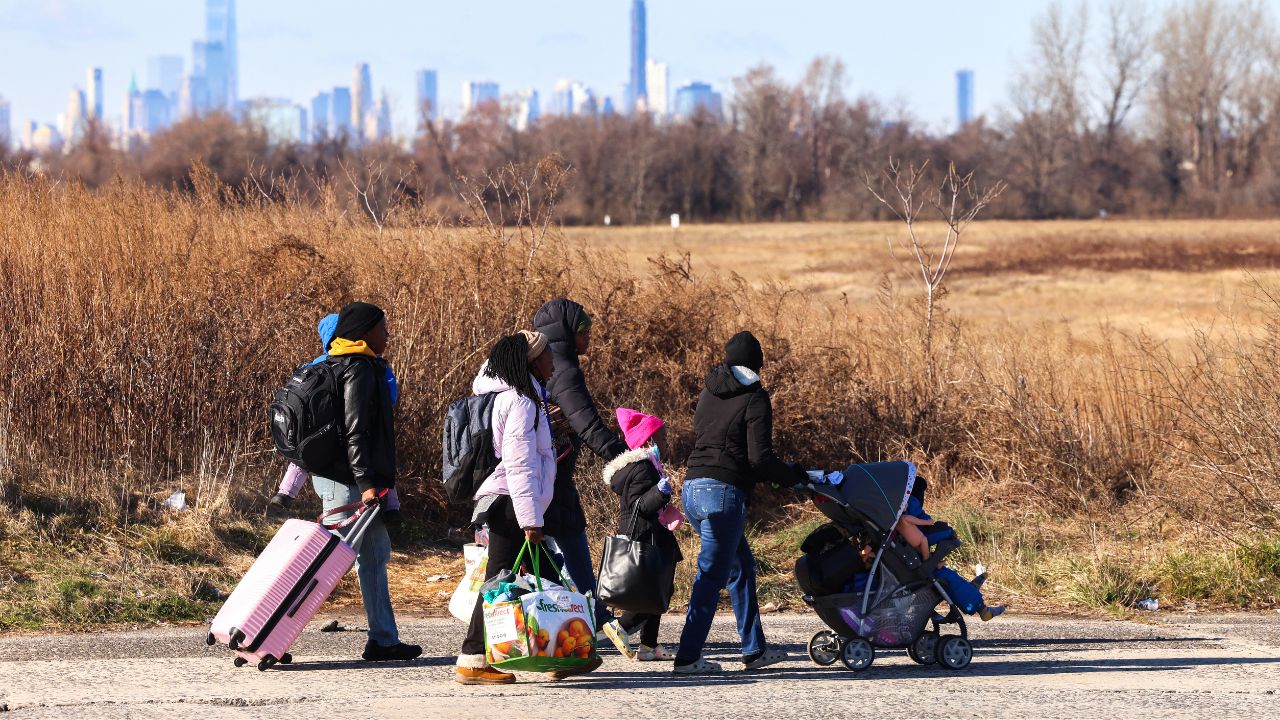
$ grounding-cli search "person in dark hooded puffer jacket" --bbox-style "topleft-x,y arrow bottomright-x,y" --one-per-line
673,331 -> 808,674
533,298 -> 629,631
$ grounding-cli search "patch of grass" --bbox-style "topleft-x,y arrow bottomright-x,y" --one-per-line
144,530 -> 218,566
1161,551 -> 1236,602
213,521 -> 276,554
1059,558 -> 1152,610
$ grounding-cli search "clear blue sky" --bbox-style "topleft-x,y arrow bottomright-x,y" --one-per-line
0,0 -> 1225,140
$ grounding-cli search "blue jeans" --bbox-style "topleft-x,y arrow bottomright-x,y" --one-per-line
935,566 -> 984,615
547,529 -> 613,628
312,475 -> 399,647
675,477 -> 766,662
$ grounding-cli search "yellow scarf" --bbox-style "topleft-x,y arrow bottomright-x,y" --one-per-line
328,337 -> 377,358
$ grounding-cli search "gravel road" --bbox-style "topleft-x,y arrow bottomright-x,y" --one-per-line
2,613 -> 1277,719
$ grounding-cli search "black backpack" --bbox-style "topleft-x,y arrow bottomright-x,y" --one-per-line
269,361 -> 343,473
441,392 -> 499,504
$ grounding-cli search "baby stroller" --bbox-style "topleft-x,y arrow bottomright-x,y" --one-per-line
793,461 -> 975,671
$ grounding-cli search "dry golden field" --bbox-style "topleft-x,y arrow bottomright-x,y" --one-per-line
572,219 -> 1280,346
1,170 -> 1277,629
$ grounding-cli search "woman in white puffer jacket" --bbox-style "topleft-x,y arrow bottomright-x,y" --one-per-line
455,330 -> 599,684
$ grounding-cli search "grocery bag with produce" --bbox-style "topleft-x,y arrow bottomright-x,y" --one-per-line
482,540 -> 597,672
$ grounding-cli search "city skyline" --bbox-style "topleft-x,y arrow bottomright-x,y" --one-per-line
0,0 -> 1147,146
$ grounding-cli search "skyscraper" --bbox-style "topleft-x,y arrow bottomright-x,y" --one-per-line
629,0 -> 647,114
956,69 -> 974,129
462,81 -> 500,115
353,64 -> 373,135
148,56 -> 184,99
550,80 -> 596,117
63,88 -> 88,143
244,98 -> 306,145
86,67 -> 104,122
645,59 -> 668,119
193,40 -> 228,112
179,74 -> 210,118
124,73 -> 142,133
415,69 -> 439,123
140,89 -> 171,134
513,89 -> 539,130
310,91 -> 331,139
149,56 -> 184,124
28,123 -> 62,153
206,0 -> 238,111
673,82 -> 722,121
330,86 -> 353,137
365,91 -> 391,142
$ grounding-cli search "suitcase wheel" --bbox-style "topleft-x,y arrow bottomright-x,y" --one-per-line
205,633 -> 216,647
257,655 -> 277,672
279,653 -> 293,665
233,657 -> 248,668
228,629 -> 245,651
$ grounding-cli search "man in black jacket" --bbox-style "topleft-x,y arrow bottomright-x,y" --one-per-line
310,301 -> 420,662
674,331 -> 806,674
533,298 -> 627,636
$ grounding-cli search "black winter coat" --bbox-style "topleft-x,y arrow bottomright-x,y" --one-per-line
533,298 -> 628,535
604,449 -> 682,560
685,364 -> 806,496
312,354 -> 396,493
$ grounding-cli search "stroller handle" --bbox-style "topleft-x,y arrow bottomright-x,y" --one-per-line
800,482 -> 850,508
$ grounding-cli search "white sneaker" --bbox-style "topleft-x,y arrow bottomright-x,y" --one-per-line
601,620 -> 635,659
637,644 -> 677,661
673,657 -> 722,674
743,646 -> 788,671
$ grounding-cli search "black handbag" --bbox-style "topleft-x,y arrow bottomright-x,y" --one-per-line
595,503 -> 676,615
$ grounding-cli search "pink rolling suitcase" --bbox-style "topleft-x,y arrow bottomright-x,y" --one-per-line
205,497 -> 381,670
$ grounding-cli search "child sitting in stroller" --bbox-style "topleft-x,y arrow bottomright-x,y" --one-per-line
894,486 -> 1003,622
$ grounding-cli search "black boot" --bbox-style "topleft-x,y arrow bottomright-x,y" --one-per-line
266,493 -> 293,517
362,641 -> 422,662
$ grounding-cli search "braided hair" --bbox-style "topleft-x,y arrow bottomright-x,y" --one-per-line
484,334 -> 546,427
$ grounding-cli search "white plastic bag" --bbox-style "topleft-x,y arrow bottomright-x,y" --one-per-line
448,542 -> 488,622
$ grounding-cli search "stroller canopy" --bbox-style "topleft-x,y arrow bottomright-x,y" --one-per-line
831,461 -> 917,530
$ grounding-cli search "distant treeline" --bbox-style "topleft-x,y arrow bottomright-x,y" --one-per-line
6,0 -> 1280,223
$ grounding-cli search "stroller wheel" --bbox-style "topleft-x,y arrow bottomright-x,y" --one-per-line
908,633 -> 938,665
935,636 -> 973,670
839,638 -> 874,672
807,631 -> 840,666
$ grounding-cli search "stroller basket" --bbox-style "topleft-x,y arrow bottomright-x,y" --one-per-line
805,567 -> 941,648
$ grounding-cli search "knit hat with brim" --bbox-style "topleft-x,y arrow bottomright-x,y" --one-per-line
334,301 -> 385,340
519,330 -> 549,360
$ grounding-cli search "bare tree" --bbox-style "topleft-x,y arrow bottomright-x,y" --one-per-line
1096,0 -> 1151,154
1006,1 -> 1089,217
866,160 -> 1007,386
796,56 -> 848,204
1154,0 -> 1276,205
1086,0 -> 1152,211
733,64 -> 804,220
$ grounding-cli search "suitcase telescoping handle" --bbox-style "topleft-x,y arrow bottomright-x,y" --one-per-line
317,489 -> 388,553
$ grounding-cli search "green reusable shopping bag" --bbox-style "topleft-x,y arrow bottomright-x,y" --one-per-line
482,539 -> 598,672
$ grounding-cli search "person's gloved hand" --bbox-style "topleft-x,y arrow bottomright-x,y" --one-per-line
657,476 -> 673,495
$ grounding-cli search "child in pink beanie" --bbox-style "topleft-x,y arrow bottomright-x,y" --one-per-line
599,408 -> 683,662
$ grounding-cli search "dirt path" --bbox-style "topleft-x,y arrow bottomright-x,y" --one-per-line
3,613 -> 1277,719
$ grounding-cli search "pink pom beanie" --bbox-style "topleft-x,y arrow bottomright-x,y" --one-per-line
616,408 -> 664,450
